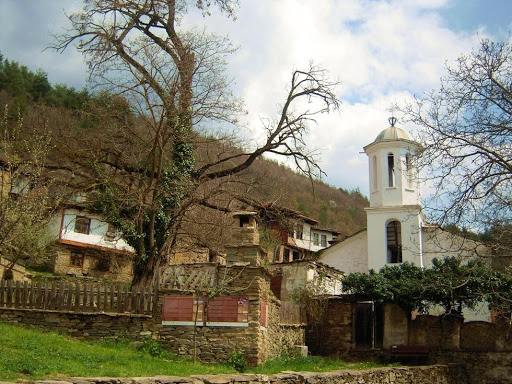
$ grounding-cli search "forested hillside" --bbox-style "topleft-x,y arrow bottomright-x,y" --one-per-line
0,54 -> 367,249
241,157 -> 368,235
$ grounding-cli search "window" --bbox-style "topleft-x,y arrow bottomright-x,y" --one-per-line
372,155 -> 377,191
312,233 -> 319,246
386,220 -> 402,263
320,234 -> 327,247
260,301 -> 268,328
9,177 -> 32,195
239,215 -> 250,227
406,154 -> 414,189
70,251 -> 85,267
74,216 -> 91,234
295,224 -> 303,240
387,153 -> 395,187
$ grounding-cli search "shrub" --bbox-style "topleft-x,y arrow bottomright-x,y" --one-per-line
228,350 -> 247,372
138,337 -> 167,358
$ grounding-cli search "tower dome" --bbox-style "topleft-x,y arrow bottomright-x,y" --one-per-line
373,117 -> 411,144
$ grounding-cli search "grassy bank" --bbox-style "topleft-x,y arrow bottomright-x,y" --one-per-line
0,322 -> 384,381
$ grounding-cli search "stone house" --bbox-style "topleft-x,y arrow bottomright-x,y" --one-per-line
256,202 -> 340,263
157,210 -> 305,364
46,206 -> 134,283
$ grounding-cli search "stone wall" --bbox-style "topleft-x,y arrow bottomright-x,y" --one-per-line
265,296 -> 305,359
383,304 -> 408,348
460,321 -> 512,352
31,365 -> 464,384
306,299 -> 353,356
432,351 -> 512,384
0,307 -> 153,341
408,315 -> 461,350
52,244 -> 133,283
155,265 -> 272,366
0,263 -> 283,366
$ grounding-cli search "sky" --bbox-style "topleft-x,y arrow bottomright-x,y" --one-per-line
0,0 -> 511,198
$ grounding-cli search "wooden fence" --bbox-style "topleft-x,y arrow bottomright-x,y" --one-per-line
0,279 -> 156,315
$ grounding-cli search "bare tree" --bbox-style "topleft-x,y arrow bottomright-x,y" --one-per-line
53,0 -> 340,285
400,36 -> 512,261
0,106 -> 59,278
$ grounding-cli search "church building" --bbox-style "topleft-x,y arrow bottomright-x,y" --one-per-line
318,118 -> 488,319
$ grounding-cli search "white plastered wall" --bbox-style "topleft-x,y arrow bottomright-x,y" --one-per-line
366,206 -> 423,271
318,230 -> 368,274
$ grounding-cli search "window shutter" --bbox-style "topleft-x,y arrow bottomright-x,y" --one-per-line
162,295 -> 194,321
207,296 -> 249,324
260,301 -> 268,328
208,296 -> 239,322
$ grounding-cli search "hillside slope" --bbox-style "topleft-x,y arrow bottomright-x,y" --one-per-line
242,157 -> 368,236
0,55 -> 368,241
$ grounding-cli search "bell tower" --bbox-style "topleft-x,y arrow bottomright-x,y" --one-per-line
364,118 -> 424,271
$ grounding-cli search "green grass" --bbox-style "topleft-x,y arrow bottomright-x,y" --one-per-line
0,322 -> 386,381
0,322 -> 235,380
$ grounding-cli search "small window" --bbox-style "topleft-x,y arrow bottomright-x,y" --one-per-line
312,233 -> 319,246
239,216 -> 250,227
387,153 -> 395,187
74,216 -> 91,234
260,301 -> 268,328
372,155 -> 377,191
70,251 -> 85,267
295,224 -> 303,240
406,154 -> 414,189
9,177 -> 32,195
320,234 -> 327,247
386,220 -> 402,263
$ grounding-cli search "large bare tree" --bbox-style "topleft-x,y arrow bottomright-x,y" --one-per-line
400,36 -> 512,263
53,0 -> 340,285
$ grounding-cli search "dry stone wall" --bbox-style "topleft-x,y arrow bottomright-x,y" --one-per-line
432,351 -> 512,384
0,307 -> 154,341
265,296 -> 305,359
155,265 -> 273,366
306,300 -> 353,356
27,365 -> 463,384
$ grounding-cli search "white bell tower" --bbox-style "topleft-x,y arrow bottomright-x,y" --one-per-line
364,117 -> 424,271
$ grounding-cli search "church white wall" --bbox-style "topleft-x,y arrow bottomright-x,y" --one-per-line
421,226 -> 490,268
366,206 -> 423,271
318,230 -> 368,274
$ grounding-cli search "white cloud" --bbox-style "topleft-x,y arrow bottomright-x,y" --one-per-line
0,0 -> 507,198
219,0 -> 490,195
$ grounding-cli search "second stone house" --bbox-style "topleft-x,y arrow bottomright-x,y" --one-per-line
46,207 -> 135,283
